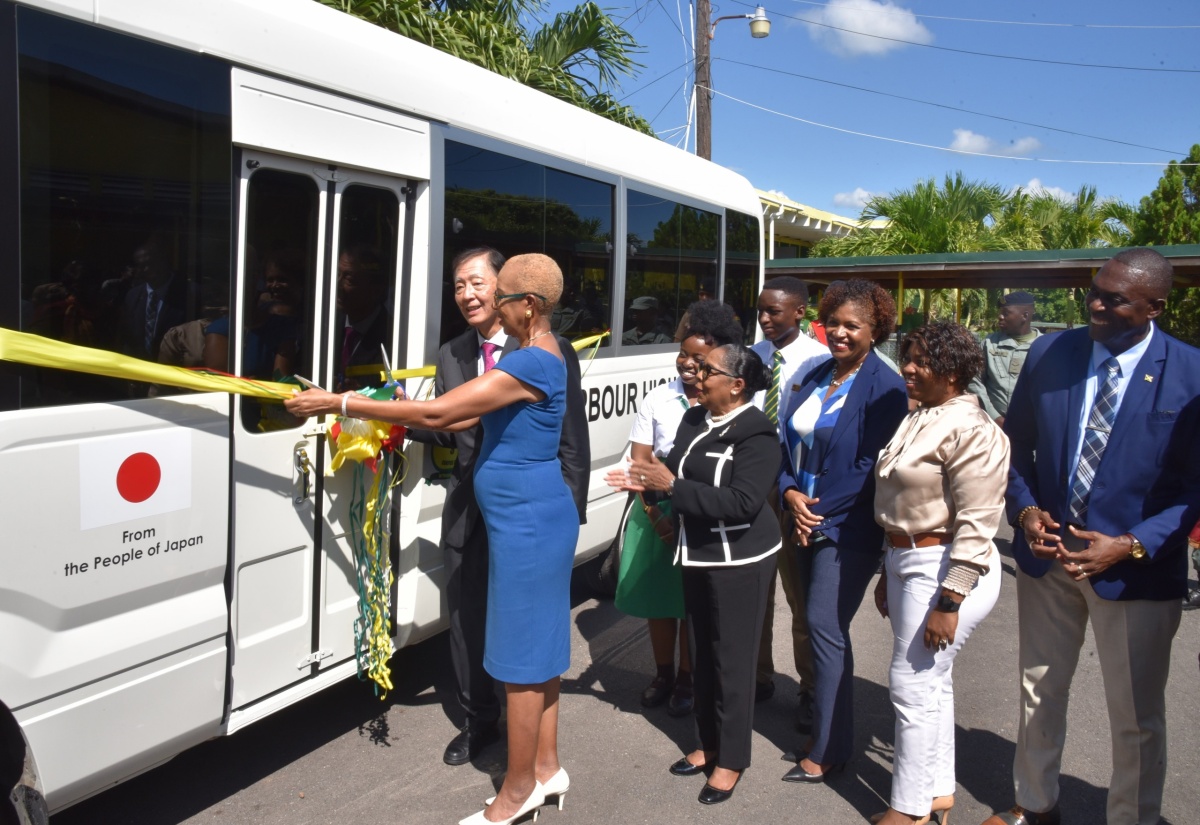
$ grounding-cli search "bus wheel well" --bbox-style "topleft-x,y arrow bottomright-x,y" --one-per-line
0,702 -> 48,825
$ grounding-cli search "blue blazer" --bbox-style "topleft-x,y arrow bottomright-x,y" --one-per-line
778,350 -> 908,552
1005,326 -> 1200,601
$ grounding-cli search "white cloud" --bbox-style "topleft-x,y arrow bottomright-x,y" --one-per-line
804,0 -> 934,58
833,187 -> 876,209
1019,178 -> 1074,202
949,129 -> 1042,157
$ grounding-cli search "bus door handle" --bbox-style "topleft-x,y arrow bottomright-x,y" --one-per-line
293,442 -> 313,503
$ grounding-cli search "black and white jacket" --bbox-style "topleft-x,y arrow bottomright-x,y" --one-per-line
666,403 -> 782,567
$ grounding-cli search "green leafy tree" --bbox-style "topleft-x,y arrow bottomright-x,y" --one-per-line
1131,144 -> 1200,246
1130,144 -> 1200,346
317,0 -> 654,135
815,173 -> 1135,327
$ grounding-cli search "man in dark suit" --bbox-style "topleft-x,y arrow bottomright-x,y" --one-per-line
119,239 -> 197,362
414,247 -> 589,766
335,245 -> 392,391
983,248 -> 1200,825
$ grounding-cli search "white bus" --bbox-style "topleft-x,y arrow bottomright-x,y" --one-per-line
0,0 -> 764,819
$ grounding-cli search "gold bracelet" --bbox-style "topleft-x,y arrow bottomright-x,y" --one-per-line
1015,504 -> 1039,531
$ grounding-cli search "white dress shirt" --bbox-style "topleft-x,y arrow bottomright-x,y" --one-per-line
751,333 -> 832,426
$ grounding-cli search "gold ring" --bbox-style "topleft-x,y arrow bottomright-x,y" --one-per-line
640,474 -> 646,484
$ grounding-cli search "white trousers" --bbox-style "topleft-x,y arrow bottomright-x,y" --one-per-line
886,542 -> 1000,816
1014,560 -> 1181,825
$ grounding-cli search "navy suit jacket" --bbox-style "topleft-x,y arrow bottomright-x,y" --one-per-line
1005,325 -> 1200,601
777,349 -> 908,552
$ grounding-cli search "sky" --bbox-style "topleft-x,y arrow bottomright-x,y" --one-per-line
543,0 -> 1200,219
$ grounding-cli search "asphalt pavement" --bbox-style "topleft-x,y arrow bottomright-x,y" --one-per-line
54,526 -> 1200,825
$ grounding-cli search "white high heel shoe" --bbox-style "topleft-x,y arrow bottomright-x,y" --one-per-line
485,769 -> 569,811
540,768 -> 569,811
461,781 -> 545,825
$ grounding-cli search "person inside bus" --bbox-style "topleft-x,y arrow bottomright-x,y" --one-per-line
335,244 -> 391,391
118,237 -> 197,365
203,248 -> 305,380
287,253 -> 582,825
612,300 -> 744,718
606,343 -> 780,806
407,246 -> 588,777
622,295 -> 671,345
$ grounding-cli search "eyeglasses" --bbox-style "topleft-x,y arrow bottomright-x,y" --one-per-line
697,363 -> 735,380
492,291 -> 549,309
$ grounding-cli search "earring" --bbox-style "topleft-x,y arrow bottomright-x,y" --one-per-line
525,310 -> 532,319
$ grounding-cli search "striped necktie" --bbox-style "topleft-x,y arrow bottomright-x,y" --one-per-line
1067,356 -> 1120,525
765,349 -> 783,426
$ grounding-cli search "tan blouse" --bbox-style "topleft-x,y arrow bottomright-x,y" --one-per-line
874,394 -> 1011,594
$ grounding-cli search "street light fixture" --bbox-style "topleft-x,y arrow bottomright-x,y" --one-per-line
695,4 -> 770,160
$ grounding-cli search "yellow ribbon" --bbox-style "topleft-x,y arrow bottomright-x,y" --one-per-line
0,327 -> 295,399
0,327 -> 612,396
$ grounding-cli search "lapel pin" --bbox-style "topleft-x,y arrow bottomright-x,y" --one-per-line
1144,374 -> 1154,382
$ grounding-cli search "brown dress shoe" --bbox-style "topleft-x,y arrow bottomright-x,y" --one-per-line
979,805 -> 1061,825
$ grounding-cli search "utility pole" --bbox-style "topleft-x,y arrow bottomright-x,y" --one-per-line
695,0 -> 713,160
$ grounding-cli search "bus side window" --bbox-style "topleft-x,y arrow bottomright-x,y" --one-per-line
723,210 -> 762,343
442,141 -> 613,348
12,8 -> 231,409
625,191 -> 719,347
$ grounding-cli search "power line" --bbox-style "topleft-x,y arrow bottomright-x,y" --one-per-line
728,1 -> 1200,73
620,58 -> 693,101
715,57 -> 1186,155
702,85 -> 1200,166
783,0 -> 1200,30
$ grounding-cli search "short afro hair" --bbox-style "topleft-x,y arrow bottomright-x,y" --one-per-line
683,300 -> 744,346
899,321 -> 983,387
818,279 -> 896,345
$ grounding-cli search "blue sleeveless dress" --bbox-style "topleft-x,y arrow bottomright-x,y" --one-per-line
475,346 -> 579,683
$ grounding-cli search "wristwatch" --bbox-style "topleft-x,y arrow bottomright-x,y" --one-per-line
933,593 -> 961,613
1126,534 -> 1148,562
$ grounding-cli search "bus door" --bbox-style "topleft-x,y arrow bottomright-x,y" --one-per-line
226,71 -> 427,714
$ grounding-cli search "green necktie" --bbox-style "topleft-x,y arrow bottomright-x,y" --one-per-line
765,349 -> 783,426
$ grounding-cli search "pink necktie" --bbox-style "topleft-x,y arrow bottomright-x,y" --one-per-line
481,341 -> 498,373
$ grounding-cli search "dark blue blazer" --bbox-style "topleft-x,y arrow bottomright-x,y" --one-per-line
1005,326 -> 1200,601
777,350 -> 908,552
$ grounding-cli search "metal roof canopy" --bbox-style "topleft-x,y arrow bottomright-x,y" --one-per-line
765,245 -> 1200,290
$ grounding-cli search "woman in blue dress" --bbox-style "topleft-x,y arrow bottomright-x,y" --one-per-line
286,253 -> 577,825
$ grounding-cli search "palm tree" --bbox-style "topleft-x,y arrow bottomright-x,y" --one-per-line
317,0 -> 654,134
815,173 -> 1015,258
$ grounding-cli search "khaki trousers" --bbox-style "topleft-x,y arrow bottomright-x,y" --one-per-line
756,487 -> 815,690
1014,557 -> 1181,825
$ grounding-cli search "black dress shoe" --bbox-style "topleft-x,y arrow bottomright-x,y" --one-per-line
780,748 -> 808,763
641,674 -> 674,708
669,757 -> 707,776
443,722 -> 499,766
781,761 -> 845,784
698,773 -> 741,805
1183,588 -> 1200,611
666,684 -> 694,717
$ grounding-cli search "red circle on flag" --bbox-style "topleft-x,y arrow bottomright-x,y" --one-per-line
116,452 -> 161,503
